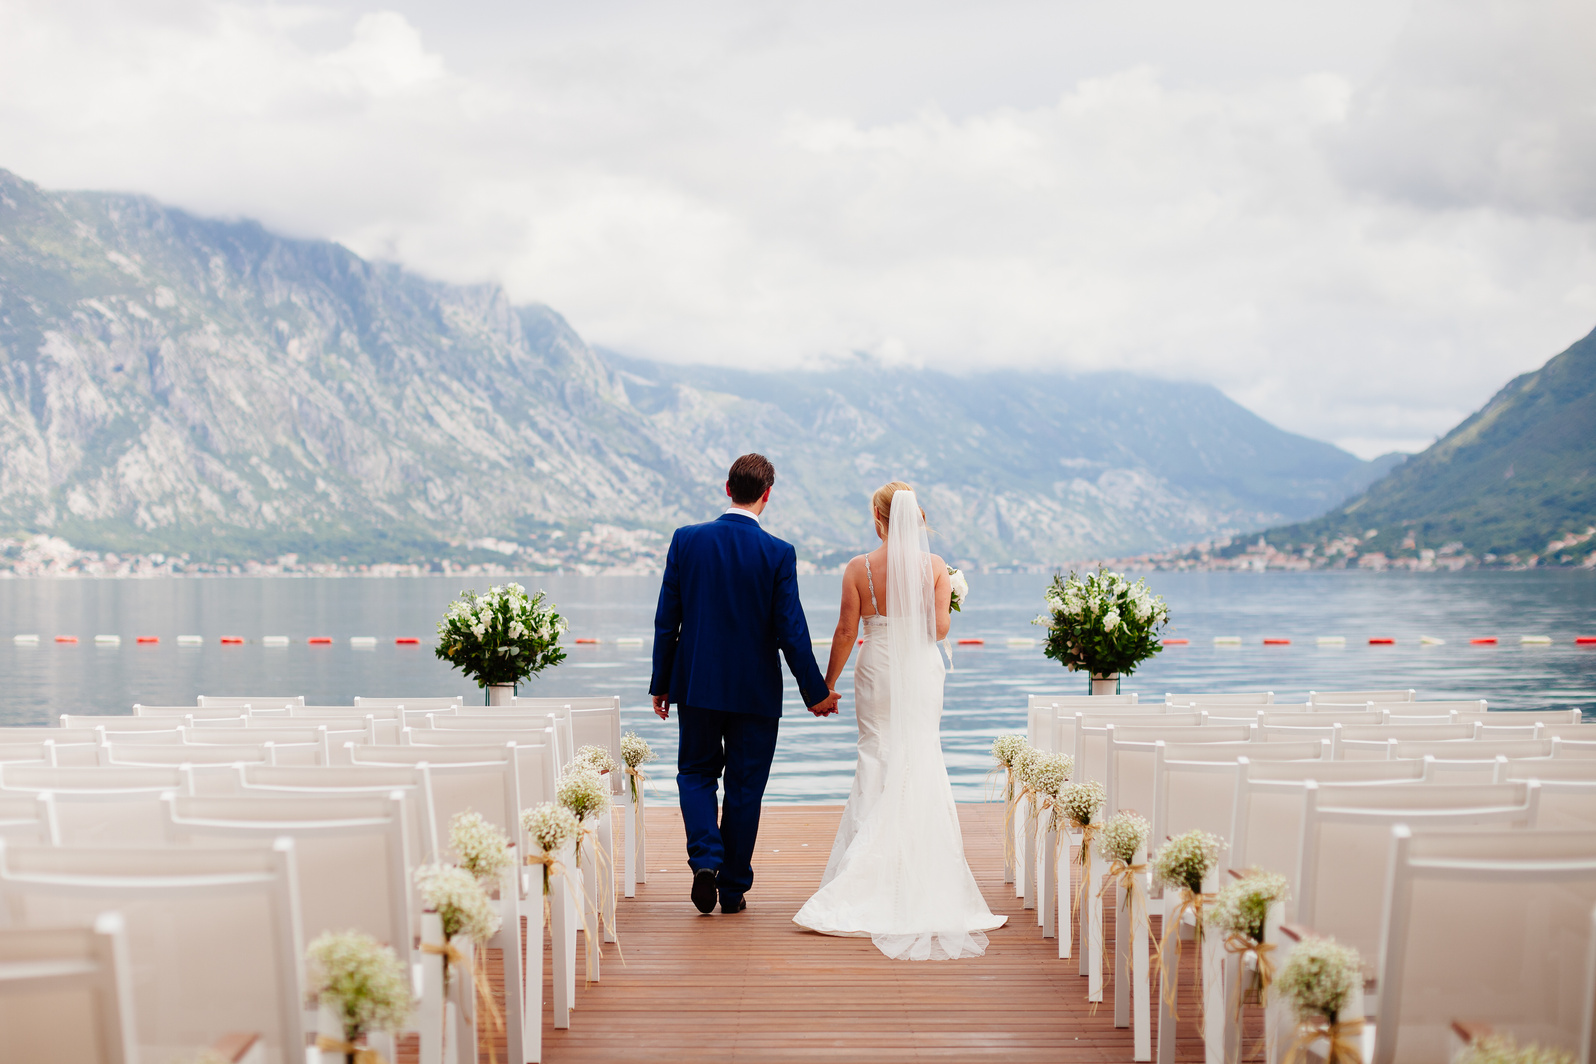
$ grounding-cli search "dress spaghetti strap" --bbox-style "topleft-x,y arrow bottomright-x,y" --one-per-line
864,556 -> 882,616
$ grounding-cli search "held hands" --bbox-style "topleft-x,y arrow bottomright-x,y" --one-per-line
652,692 -> 670,720
808,689 -> 841,717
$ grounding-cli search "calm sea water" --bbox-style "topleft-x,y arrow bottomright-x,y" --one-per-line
2,571 -> 1593,801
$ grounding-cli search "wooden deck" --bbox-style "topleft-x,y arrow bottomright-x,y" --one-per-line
524,803 -> 1218,1063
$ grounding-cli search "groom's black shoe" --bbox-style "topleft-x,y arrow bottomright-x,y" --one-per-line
721,894 -> 746,914
691,868 -> 719,914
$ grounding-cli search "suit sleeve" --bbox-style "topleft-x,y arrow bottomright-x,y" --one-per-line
773,543 -> 830,708
650,531 -> 683,701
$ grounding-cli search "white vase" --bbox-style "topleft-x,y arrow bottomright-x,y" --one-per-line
1090,673 -> 1120,696
486,683 -> 515,706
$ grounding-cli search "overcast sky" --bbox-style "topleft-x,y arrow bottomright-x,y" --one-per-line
2,0 -> 1593,457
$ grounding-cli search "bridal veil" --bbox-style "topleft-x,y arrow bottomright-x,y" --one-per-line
792,489 -> 1005,960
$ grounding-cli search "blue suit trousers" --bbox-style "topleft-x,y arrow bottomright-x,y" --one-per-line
677,705 -> 780,903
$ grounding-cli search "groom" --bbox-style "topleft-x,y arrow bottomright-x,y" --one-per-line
651,453 -> 839,915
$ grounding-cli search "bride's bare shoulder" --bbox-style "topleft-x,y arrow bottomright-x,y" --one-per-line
927,552 -> 947,571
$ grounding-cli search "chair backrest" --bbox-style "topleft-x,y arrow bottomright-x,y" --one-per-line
1374,827 -> 1596,1064
0,727 -> 63,743
135,705 -> 284,721
512,695 -> 621,712
195,696 -> 305,709
164,792 -> 413,955
0,765 -> 190,794
104,743 -> 278,767
354,696 -> 463,710
0,911 -> 139,1064
567,707 -> 625,795
62,715 -> 221,732
46,790 -> 175,846
72,728 -> 184,746
1502,760 -> 1596,783
1392,738 -> 1554,761
347,745 -> 519,841
1368,699 -> 1487,717
1101,725 -> 1254,813
1296,781 -> 1540,961
1538,724 -> 1596,741
404,727 -> 549,747
1309,689 -> 1415,704
0,839 -> 305,1064
1340,724 -> 1476,743
428,714 -> 551,730
1529,781 -> 1596,830
1457,709 -> 1582,727
1264,710 -> 1384,728
235,765 -> 437,863
1146,742 -> 1328,857
1065,711 -> 1206,780
1165,692 -> 1274,705
0,742 -> 62,767
0,794 -> 54,843
1027,694 -> 1139,710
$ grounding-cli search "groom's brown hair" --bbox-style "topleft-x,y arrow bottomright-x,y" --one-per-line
727,453 -> 776,505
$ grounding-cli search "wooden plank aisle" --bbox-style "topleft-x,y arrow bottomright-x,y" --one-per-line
527,803 -> 1218,1064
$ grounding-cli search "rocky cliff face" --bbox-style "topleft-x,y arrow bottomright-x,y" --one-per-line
0,168 -> 1382,565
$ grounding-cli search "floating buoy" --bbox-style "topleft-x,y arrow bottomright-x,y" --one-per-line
135,636 -> 159,645
573,638 -> 599,645
219,636 -> 244,645
13,634 -> 39,646
1470,637 -> 1497,646
177,635 -> 203,646
1578,637 -> 1596,646
262,636 -> 289,647
1369,638 -> 1395,645
857,638 -> 864,645
1213,636 -> 1242,645
55,635 -> 78,644
1007,637 -> 1037,647
1161,638 -> 1189,646
956,638 -> 985,646
395,637 -> 420,645
94,635 -> 121,646
307,637 -> 332,645
349,636 -> 377,648
1263,638 -> 1291,646
1521,635 -> 1553,645
812,637 -> 831,646
615,637 -> 644,646
1317,636 -> 1346,646
1419,636 -> 1445,646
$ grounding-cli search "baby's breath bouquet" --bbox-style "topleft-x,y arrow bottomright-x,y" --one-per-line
306,930 -> 413,1052
435,582 -> 568,690
1208,870 -> 1289,1007
415,863 -> 502,946
1099,811 -> 1149,865
1458,1035 -> 1576,1064
1276,936 -> 1364,1062
449,810 -> 513,887
1033,567 -> 1169,679
1055,779 -> 1104,831
621,731 -> 656,802
1153,829 -> 1225,896
569,744 -> 618,776
522,801 -> 580,894
557,766 -> 611,864
991,734 -> 1027,800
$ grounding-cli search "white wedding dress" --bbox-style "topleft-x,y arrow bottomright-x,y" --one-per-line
792,490 -> 1006,960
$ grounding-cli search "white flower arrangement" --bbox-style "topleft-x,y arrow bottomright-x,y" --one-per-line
1098,811 -> 1150,864
1152,829 -> 1225,895
1029,751 -> 1074,798
449,810 -> 513,886
620,731 -> 656,801
522,801 -> 580,856
991,734 -> 1028,770
569,744 -> 618,776
947,566 -> 969,613
415,863 -> 502,944
1010,744 -> 1044,796
557,766 -> 612,821
435,582 -> 568,689
1034,567 -> 1170,678
1206,870 -> 1289,943
305,930 -> 414,1042
1458,1035 -> 1576,1064
1274,936 -> 1361,1022
1055,779 -> 1105,830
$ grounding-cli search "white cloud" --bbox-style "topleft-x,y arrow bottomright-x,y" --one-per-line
0,0 -> 1592,458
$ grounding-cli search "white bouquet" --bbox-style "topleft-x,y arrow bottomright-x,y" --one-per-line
435,582 -> 568,690
449,810 -> 513,886
1034,567 -> 1169,678
947,566 -> 969,613
306,930 -> 413,1047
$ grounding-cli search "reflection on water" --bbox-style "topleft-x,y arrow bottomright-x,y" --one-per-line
1,571 -> 1593,801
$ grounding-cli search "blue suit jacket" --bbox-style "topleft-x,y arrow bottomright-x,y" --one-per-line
650,513 -> 829,717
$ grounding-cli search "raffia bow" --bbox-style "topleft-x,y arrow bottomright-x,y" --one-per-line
624,763 -> 650,803
420,939 -> 505,1064
1070,821 -> 1100,927
995,767 -> 1018,871
1097,858 -> 1151,945
1283,1015 -> 1364,1064
313,1035 -> 384,1063
1158,885 -> 1215,1022
1222,933 -> 1277,1063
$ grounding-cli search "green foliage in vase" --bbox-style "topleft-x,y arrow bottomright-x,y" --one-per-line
435,582 -> 567,688
1033,567 -> 1169,677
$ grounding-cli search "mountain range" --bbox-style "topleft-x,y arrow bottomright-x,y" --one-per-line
0,167 -> 1395,566
1260,325 -> 1596,566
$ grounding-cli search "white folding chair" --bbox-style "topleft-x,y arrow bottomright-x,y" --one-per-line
1391,738 -> 1554,762
512,696 -> 621,712
0,839 -> 306,1064
1371,827 -> 1596,1064
234,764 -> 440,864
0,911 -> 139,1064
1368,699 -> 1487,719
62,715 -> 233,732
1503,760 -> 1596,783
354,696 -> 464,712
102,743 -> 281,767
1309,689 -> 1415,705
0,794 -> 54,843
1028,693 -> 1140,709
1165,692 -> 1274,705
135,705 -> 276,721
1295,781 -> 1540,961
0,765 -> 195,795
195,696 -> 304,709
45,790 -> 176,847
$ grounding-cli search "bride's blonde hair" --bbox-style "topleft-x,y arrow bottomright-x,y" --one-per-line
871,481 -> 928,538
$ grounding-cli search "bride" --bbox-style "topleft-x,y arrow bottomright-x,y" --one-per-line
792,482 -> 1006,960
